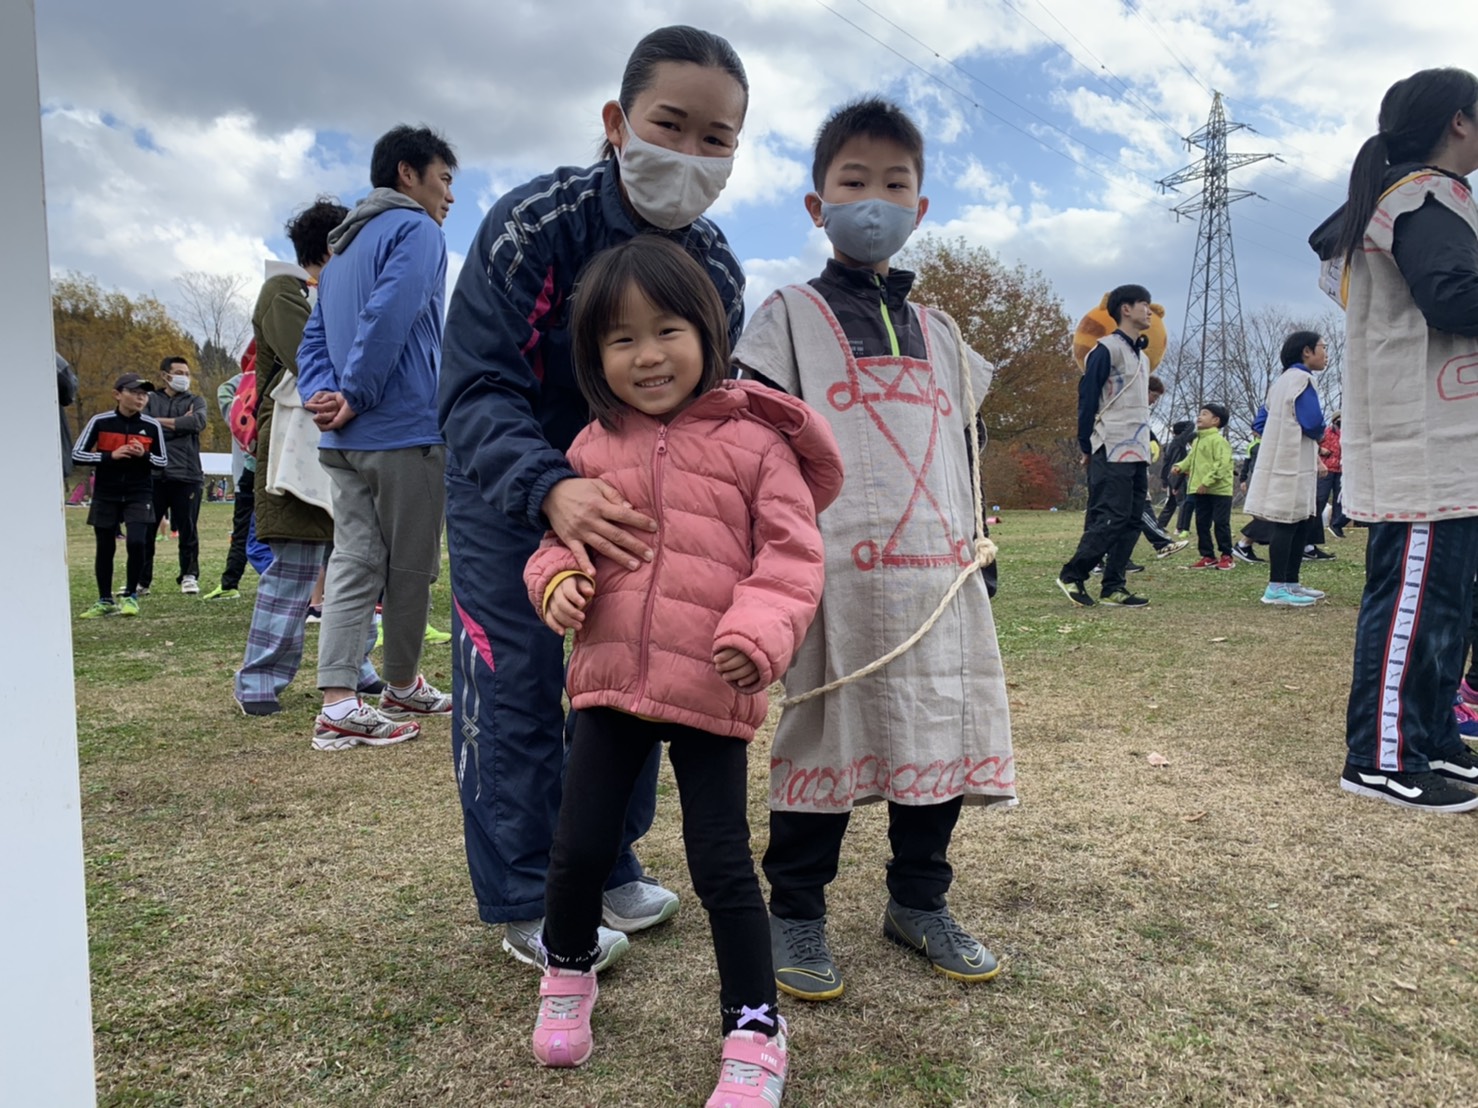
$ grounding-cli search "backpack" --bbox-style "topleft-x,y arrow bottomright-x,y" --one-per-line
227,341 -> 259,452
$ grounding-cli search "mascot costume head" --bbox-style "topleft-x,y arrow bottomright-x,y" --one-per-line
1071,293 -> 1168,371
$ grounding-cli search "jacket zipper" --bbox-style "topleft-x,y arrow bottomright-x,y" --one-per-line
631,425 -> 668,711
875,274 -> 901,357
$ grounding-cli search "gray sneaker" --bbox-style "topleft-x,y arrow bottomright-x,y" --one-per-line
770,913 -> 844,1000
601,876 -> 680,931
882,899 -> 1002,982
1287,583 -> 1326,600
503,918 -> 630,974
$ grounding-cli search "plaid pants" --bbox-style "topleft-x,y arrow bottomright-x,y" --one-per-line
234,540 -> 378,706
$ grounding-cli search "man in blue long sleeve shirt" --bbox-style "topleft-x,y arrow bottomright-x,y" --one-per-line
296,125 -> 460,751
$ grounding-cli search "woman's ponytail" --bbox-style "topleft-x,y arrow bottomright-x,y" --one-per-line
1337,132 -> 1390,263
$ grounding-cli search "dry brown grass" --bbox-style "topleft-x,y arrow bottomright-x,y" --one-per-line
74,506 -> 1478,1106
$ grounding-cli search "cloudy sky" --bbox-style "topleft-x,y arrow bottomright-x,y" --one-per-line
33,0 -> 1478,347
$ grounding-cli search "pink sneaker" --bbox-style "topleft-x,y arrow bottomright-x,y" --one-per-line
1461,679 -> 1478,709
706,1020 -> 789,1108
531,968 -> 597,1067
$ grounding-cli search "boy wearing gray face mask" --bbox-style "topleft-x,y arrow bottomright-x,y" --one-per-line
734,97 -> 1016,1003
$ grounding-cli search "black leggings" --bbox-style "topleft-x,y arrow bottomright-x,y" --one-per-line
1268,516 -> 1315,584
95,523 -> 150,599
543,708 -> 776,1036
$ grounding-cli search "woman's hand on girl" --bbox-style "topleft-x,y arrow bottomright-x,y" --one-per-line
545,575 -> 595,634
714,647 -> 762,692
544,477 -> 657,575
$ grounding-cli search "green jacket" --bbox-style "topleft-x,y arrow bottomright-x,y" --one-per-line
252,269 -> 333,543
1173,426 -> 1234,496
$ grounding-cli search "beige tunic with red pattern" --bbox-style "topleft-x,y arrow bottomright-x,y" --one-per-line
1343,171 -> 1478,521
735,284 -> 1016,812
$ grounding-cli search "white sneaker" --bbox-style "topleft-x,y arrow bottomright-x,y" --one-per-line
503,918 -> 630,973
379,675 -> 453,718
312,701 -> 420,751
181,575 -> 200,595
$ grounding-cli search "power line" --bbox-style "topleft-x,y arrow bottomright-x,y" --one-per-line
1123,0 -> 1214,97
807,0 -> 1311,270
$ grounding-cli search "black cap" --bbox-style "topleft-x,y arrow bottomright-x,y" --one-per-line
114,372 -> 154,392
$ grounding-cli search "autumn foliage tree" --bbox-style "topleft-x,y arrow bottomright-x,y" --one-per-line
905,236 -> 1078,508
51,272 -> 233,457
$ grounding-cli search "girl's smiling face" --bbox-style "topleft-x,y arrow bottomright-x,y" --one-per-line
600,282 -> 704,422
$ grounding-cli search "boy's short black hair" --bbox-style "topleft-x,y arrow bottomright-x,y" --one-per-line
1107,284 -> 1152,324
286,197 -> 349,268
369,125 -> 457,190
1147,374 -> 1165,395
1202,402 -> 1229,428
1171,419 -> 1193,436
159,356 -> 189,375
811,97 -> 925,192
1280,330 -> 1322,369
570,235 -> 730,431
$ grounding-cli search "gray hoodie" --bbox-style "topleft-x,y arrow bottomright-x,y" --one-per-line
327,188 -> 427,256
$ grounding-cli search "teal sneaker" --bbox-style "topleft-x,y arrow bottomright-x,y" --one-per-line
78,598 -> 117,620
202,586 -> 240,601
118,595 -> 141,617
1261,584 -> 1315,607
882,899 -> 1002,983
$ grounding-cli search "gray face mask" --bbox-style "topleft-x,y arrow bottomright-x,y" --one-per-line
819,198 -> 919,265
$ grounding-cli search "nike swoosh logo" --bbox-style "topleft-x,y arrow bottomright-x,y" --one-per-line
1359,772 -> 1421,798
780,967 -> 838,984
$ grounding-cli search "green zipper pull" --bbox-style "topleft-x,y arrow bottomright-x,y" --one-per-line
875,273 -> 901,357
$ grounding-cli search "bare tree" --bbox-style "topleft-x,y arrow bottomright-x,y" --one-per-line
173,270 -> 253,400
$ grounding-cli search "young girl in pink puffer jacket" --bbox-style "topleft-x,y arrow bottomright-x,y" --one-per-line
521,235 -> 843,1106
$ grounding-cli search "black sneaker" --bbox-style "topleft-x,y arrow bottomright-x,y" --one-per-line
1099,589 -> 1149,607
1092,560 -> 1143,574
1430,745 -> 1478,786
770,914 -> 843,1001
1330,523 -> 1346,539
1055,577 -> 1095,607
1231,543 -> 1264,564
1339,763 -> 1478,812
882,900 -> 1001,983
235,696 -> 281,717
1303,547 -> 1336,562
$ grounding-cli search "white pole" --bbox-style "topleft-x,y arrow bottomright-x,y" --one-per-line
0,2 -> 100,1104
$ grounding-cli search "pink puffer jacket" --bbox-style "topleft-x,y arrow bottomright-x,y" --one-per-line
524,380 -> 844,740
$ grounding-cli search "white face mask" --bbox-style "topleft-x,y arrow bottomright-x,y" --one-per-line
615,111 -> 734,230
168,375 -> 190,393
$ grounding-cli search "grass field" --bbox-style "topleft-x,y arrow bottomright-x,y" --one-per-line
71,505 -> 1477,1106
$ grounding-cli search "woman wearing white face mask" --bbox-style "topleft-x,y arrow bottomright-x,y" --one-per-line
438,24 -> 748,983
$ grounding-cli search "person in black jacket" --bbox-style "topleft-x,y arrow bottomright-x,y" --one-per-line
143,355 -> 209,595
72,373 -> 168,618
57,353 -> 78,480
1156,418 -> 1195,530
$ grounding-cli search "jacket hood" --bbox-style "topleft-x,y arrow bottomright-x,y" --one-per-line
680,380 -> 845,513
328,188 -> 428,255
264,258 -> 311,281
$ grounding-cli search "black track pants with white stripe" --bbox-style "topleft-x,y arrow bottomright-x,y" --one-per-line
1345,518 -> 1478,772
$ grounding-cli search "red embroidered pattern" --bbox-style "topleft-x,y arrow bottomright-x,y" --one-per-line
772,753 -> 1015,809
794,287 -> 973,572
